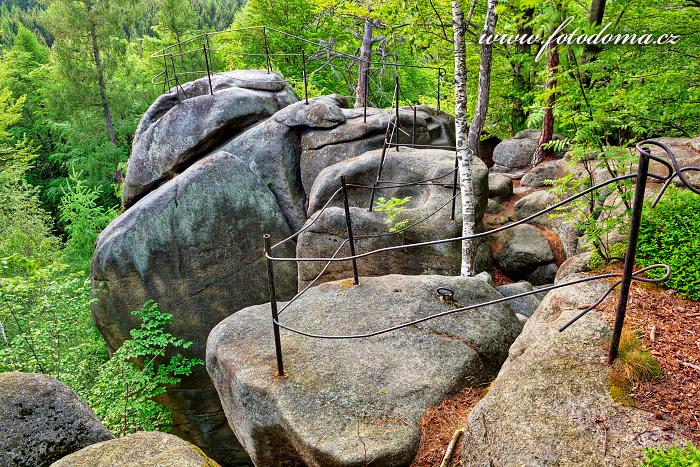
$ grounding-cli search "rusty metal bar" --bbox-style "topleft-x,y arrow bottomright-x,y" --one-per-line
264,234 -> 285,376
607,151 -> 650,363
301,49 -> 308,105
395,74 -> 400,151
368,122 -> 392,212
341,176 -> 359,285
203,43 -> 213,95
451,152 -> 459,220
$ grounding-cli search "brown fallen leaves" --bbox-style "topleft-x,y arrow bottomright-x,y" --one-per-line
411,386 -> 485,467
600,272 -> 700,444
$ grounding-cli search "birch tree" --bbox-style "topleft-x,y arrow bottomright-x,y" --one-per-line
451,0 -> 476,276
467,0 -> 498,162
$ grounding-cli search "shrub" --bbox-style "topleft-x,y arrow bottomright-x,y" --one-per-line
374,196 -> 412,233
641,443 -> 700,466
85,301 -> 203,435
636,186 -> 700,301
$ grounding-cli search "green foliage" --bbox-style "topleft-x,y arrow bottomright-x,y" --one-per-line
59,171 -> 118,271
547,142 -> 636,264
637,186 -> 700,301
0,260 -> 108,396
374,196 -> 412,233
86,301 -> 203,435
641,443 -> 700,467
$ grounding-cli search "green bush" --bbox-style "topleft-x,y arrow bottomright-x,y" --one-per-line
641,443 -> 700,466
637,186 -> 700,301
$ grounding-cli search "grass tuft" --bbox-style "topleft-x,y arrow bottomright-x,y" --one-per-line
608,327 -> 661,406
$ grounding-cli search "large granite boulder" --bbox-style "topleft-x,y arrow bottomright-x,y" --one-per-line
207,274 -> 523,466
495,224 -> 554,281
51,431 -> 220,467
461,270 -> 683,466
492,130 -> 565,173
0,372 -> 112,467
123,71 -> 298,208
219,95 -> 348,231
488,173 -> 513,201
92,151 -> 297,464
300,106 -> 455,193
520,158 -> 568,187
298,147 -> 489,288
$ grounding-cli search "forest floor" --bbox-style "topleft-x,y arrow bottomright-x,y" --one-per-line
412,263 -> 699,466
598,263 -> 700,444
411,386 -> 486,466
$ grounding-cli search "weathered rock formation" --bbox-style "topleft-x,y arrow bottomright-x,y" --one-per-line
297,147 -> 490,288
494,224 -> 556,284
93,151 -> 297,464
491,129 -> 565,173
0,372 -> 112,467
123,71 -> 297,208
51,432 -> 220,467
300,105 -> 455,193
207,274 -> 522,466
460,266 -> 684,466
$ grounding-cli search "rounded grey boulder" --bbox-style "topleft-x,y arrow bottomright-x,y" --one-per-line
207,274 -> 522,466
50,431 -> 220,467
0,372 -> 112,467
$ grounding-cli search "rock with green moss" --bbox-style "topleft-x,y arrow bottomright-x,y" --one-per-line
207,274 -> 522,466
92,151 -> 297,464
0,372 -> 112,467
460,266 -> 686,466
50,431 -> 220,467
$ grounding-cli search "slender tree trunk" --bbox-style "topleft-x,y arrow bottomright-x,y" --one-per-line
511,7 -> 533,133
468,0 -> 498,157
532,36 -> 559,167
452,0 -> 475,277
355,18 -> 374,108
583,0 -> 606,63
90,21 -> 117,146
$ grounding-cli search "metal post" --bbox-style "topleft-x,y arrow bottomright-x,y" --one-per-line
363,63 -> 369,123
437,71 -> 441,112
368,122 -> 392,211
607,152 -> 650,363
263,234 -> 285,376
203,43 -> 213,96
301,49 -> 309,105
262,28 -> 271,73
451,152 -> 459,220
163,54 -> 170,94
395,75 -> 400,151
412,104 -> 417,146
340,176 -> 359,285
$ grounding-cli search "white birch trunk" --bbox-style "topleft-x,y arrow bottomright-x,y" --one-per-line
467,0 -> 498,155
452,0 -> 475,277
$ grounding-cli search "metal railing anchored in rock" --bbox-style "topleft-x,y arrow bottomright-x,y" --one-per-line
263,140 -> 699,376
150,25 -> 448,121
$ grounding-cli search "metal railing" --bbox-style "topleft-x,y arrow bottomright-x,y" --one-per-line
149,26 -> 448,121
263,139 -> 699,376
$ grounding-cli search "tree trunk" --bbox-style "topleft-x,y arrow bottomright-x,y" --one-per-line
467,0 -> 497,157
511,7 -> 533,133
90,21 -> 117,146
452,0 -> 475,277
582,0 -> 607,81
355,18 -> 374,109
532,36 -> 559,167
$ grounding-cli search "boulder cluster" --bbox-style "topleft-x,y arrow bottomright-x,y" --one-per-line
4,71 -> 694,466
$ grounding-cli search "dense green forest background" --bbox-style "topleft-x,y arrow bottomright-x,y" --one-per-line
0,0 -> 698,433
